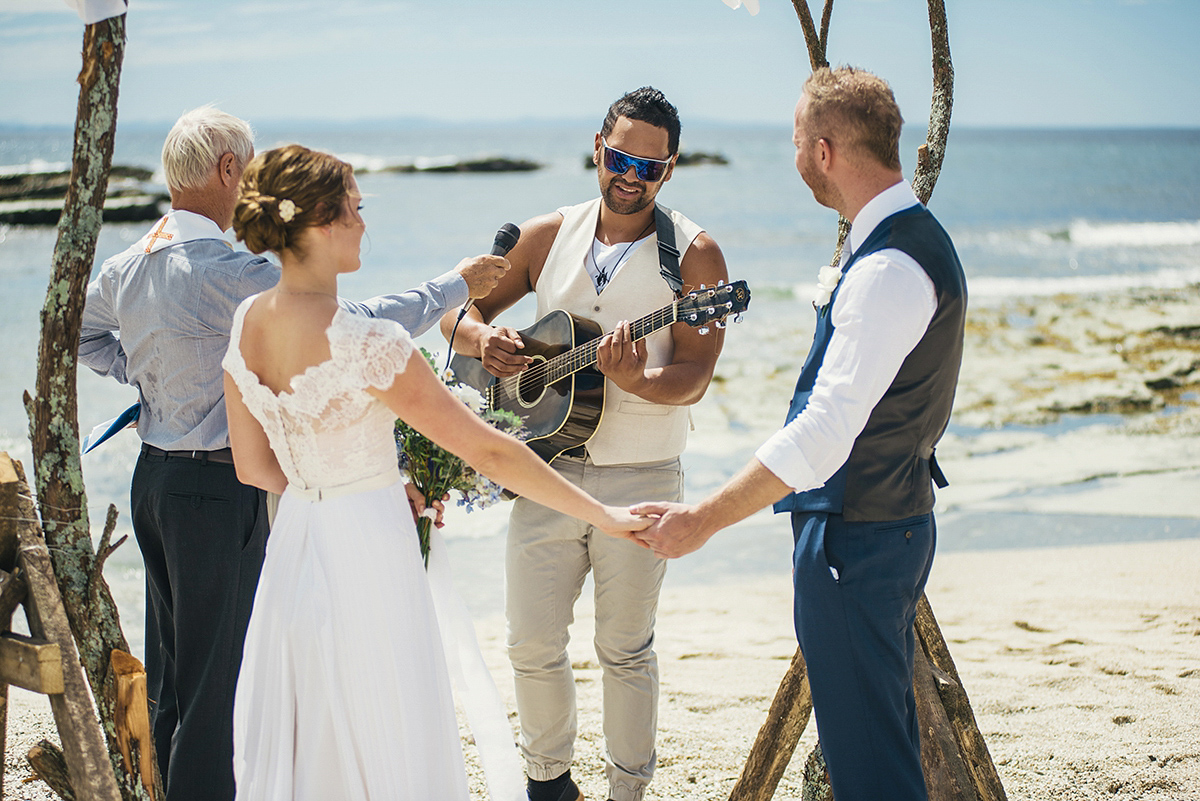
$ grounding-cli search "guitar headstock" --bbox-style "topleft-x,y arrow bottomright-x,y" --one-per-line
676,280 -> 751,334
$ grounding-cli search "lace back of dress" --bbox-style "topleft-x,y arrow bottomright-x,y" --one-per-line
227,303 -> 415,491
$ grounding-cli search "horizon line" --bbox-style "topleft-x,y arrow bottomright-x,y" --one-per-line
3,117 -> 1200,133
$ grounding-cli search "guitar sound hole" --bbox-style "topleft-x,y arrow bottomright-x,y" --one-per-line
515,355 -> 548,408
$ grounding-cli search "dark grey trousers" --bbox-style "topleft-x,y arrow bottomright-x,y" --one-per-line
131,450 -> 268,801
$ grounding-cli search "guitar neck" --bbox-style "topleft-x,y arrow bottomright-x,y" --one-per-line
545,302 -> 678,384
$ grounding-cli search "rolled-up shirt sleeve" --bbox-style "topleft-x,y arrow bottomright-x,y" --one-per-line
755,250 -> 938,492
79,267 -> 128,384
342,270 -> 469,335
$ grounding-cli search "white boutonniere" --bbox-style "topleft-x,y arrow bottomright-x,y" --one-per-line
813,264 -> 842,316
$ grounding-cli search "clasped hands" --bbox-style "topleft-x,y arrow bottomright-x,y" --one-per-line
614,501 -> 715,560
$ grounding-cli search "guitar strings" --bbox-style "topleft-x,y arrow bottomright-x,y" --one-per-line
497,306 -> 672,388
488,304 -> 682,406
484,286 -> 738,408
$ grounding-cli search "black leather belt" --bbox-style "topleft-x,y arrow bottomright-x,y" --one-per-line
141,443 -> 234,465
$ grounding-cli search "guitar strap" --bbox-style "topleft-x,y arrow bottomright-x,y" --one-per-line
654,203 -> 684,298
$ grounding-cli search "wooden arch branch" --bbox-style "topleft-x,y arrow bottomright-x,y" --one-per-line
728,2 -> 1006,800
790,0 -> 833,70
23,11 -> 164,801
914,0 -> 954,206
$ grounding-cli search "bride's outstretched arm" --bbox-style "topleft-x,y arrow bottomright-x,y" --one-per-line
225,371 -> 288,495
369,355 -> 649,539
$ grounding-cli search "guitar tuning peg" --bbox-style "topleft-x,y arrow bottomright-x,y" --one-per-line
717,279 -> 725,286
699,283 -> 707,290
688,313 -> 698,322
733,313 -> 744,323
715,319 -> 726,329
698,326 -> 710,335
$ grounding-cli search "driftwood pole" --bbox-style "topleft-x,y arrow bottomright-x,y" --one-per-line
3,455 -> 120,801
730,2 -> 1007,800
788,0 -> 854,266
21,10 -> 163,801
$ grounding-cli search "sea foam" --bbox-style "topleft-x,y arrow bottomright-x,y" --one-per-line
1049,219 -> 1200,248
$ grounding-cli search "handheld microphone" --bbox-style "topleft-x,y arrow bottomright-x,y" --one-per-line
490,222 -> 521,257
459,222 -> 520,317
446,223 -> 522,370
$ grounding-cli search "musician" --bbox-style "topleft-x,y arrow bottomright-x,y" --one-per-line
440,86 -> 728,801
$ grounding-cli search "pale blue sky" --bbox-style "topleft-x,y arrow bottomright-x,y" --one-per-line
3,0 -> 1199,129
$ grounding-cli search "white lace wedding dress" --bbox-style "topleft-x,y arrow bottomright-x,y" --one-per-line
223,297 -> 521,801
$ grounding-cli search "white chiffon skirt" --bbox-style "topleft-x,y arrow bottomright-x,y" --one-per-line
232,472 -> 523,801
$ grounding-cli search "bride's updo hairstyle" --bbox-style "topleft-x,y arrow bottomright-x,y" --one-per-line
234,144 -> 355,255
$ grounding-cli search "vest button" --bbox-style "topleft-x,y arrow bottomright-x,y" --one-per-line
905,530 -> 913,539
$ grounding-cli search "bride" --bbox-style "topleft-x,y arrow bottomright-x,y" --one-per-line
221,144 -> 648,800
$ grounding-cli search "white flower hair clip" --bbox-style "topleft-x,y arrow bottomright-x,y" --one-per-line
277,198 -> 300,223
813,264 -> 842,316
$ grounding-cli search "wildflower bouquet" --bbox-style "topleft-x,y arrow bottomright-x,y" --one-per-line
395,350 -> 528,566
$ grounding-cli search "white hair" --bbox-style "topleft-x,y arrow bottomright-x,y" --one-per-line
161,105 -> 255,194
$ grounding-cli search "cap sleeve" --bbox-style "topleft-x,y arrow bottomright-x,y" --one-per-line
338,314 -> 416,391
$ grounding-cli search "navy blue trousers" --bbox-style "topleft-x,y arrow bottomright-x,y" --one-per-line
132,452 -> 268,801
791,511 -> 935,801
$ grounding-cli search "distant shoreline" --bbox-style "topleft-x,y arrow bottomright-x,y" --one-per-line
4,120 -> 1200,134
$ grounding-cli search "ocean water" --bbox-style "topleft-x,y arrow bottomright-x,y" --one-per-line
1,123 -> 1199,635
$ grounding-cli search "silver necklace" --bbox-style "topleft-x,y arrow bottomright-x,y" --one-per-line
590,220 -> 654,291
278,289 -> 337,299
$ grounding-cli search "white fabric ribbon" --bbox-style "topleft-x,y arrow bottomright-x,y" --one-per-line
721,0 -> 760,15
426,526 -> 525,801
61,0 -> 127,24
123,209 -> 232,257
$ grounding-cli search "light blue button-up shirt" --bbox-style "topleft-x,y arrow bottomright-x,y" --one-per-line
79,213 -> 468,452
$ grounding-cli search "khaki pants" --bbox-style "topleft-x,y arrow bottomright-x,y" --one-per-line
506,454 -> 682,801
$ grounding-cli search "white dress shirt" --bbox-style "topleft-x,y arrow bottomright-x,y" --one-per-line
755,181 -> 938,493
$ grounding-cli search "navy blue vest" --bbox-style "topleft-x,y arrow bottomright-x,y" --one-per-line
773,204 -> 967,522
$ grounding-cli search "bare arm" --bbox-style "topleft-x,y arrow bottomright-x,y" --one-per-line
371,349 -> 647,537
596,232 -> 730,405
224,370 -> 287,495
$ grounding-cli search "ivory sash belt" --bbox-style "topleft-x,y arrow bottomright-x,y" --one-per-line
285,466 -> 402,501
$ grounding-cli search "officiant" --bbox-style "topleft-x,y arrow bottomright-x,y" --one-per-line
77,105 -> 509,801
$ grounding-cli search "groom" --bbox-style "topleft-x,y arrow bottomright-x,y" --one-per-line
633,67 -> 967,801
78,105 -> 509,801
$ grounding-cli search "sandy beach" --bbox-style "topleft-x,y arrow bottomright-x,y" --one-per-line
466,537 -> 1200,801
4,284 -> 1199,799
10,539 -> 1196,800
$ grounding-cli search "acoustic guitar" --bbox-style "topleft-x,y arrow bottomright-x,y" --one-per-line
449,280 -> 751,464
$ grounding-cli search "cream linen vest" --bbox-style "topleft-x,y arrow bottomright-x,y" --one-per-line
535,198 -> 703,466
